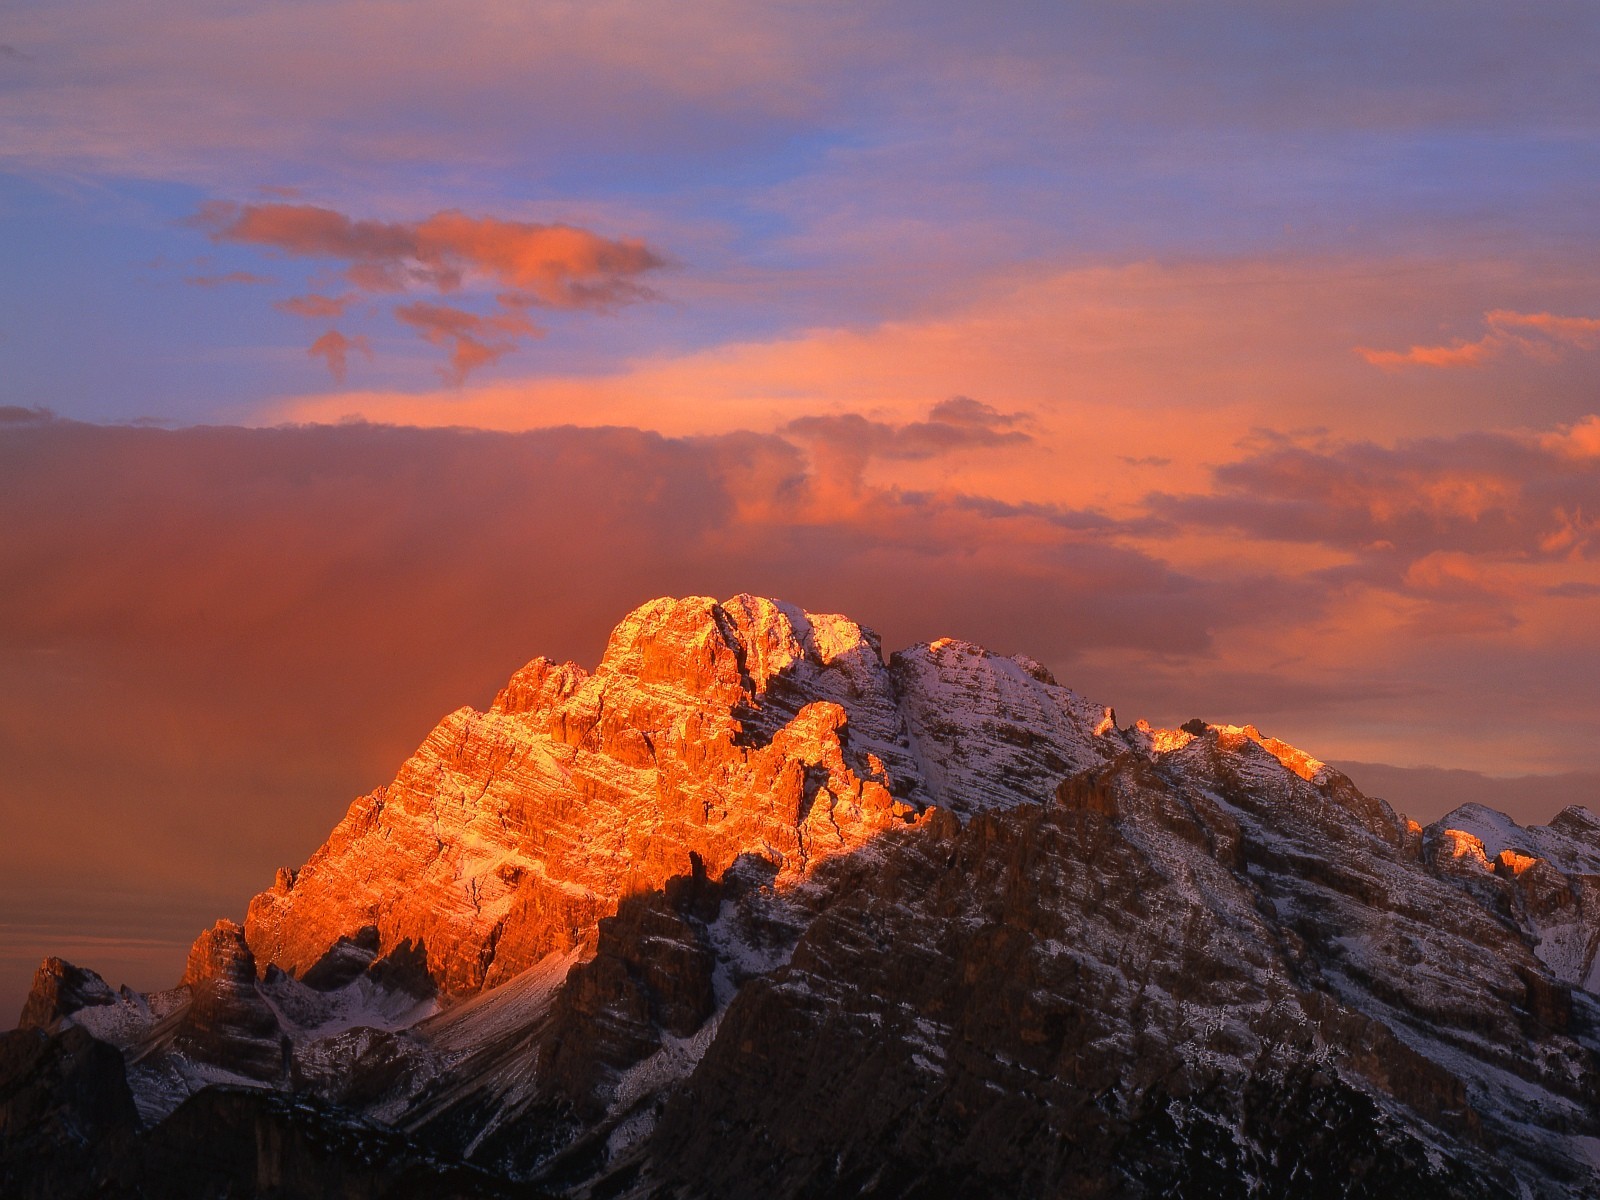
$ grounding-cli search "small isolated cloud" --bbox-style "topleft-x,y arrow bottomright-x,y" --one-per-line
192,201 -> 665,381
186,270 -> 274,288
307,330 -> 371,383
1357,309 -> 1600,370
0,43 -> 33,63
394,302 -> 541,384
276,293 -> 355,319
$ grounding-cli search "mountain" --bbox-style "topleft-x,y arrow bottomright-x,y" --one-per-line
5,594 -> 1599,1198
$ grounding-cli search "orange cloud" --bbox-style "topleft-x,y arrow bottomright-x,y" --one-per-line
8,408 -> 1600,1020
394,302 -> 542,384
269,258 -> 1388,504
1357,309 -> 1600,369
194,201 -> 664,379
197,202 -> 664,307
307,330 -> 370,382
1542,414 -> 1600,460
783,396 -> 1031,487
1154,421 -> 1600,565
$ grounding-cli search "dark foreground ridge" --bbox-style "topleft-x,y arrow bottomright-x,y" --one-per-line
5,595 -> 1599,1198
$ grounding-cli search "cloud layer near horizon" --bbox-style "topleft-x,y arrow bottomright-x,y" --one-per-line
3,408 -> 1599,1017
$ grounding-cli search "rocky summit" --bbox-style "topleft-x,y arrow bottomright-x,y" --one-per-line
4,594 -> 1599,1198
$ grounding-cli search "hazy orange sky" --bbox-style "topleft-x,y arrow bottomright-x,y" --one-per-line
3,1 -> 1599,1020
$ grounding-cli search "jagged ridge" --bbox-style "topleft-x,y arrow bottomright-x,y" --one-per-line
7,594 -> 1600,1198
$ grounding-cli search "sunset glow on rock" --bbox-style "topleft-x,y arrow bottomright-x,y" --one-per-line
3,4 -> 1599,1195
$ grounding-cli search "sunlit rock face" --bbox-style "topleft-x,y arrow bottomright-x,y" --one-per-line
243,594 -> 944,995
7,595 -> 1600,1199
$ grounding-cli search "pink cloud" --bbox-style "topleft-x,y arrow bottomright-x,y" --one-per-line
194,201 -> 664,379
8,407 -> 1600,1019
784,396 -> 1031,475
197,202 -> 664,307
307,330 -> 371,382
1357,309 -> 1600,369
393,302 -> 542,385
1154,421 -> 1600,564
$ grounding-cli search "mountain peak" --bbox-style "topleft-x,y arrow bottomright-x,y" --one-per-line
15,593 -> 1600,1197
597,593 -> 883,702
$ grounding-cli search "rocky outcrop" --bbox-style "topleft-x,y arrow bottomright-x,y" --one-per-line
169,921 -> 287,1082
180,919 -> 257,986
0,1025 -> 139,1200
1423,802 -> 1600,994
17,958 -> 117,1032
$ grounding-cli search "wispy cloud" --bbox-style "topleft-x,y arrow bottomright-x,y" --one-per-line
275,293 -> 355,319
186,269 -> 274,288
193,201 -> 665,381
785,395 -> 1029,467
197,203 -> 663,306
394,301 -> 542,384
1357,309 -> 1600,369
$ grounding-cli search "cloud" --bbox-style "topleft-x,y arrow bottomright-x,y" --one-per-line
0,415 -> 1228,1008
275,293 -> 355,319
194,201 -> 664,380
0,1 -> 836,183
394,302 -> 542,384
268,256 -> 1436,496
197,202 -> 664,306
1153,421 -> 1600,567
307,330 -> 371,383
783,395 -> 1031,485
1357,309 -> 1600,369
1541,413 -> 1600,459
1134,416 -> 1600,663
9,409 -> 1600,1017
185,270 -> 274,287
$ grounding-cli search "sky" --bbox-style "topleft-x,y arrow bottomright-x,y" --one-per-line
3,0 -> 1600,1020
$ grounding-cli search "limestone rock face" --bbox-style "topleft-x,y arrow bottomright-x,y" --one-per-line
9,594 -> 1600,1198
244,595 -> 955,996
